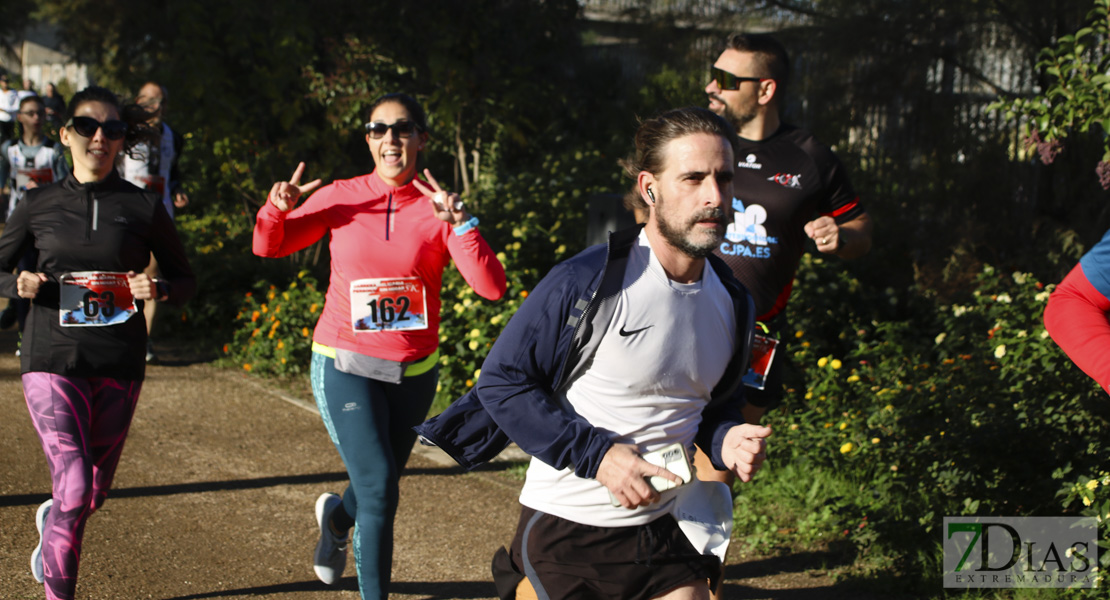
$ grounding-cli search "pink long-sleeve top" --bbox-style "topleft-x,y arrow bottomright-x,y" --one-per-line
253,170 -> 507,362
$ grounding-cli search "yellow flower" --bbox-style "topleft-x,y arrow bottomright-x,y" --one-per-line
805,391 -> 813,400
795,330 -> 804,338
282,292 -> 290,301
871,437 -> 880,444
1087,479 -> 1099,491
789,424 -> 798,431
491,314 -> 503,325
310,303 -> 318,313
840,442 -> 854,454
277,341 -> 285,350
824,422 -> 833,429
1083,496 -> 1093,506
994,345 -> 1006,359
261,304 -> 268,313
831,359 -> 842,370
468,340 -> 479,351
839,422 -> 847,430
466,379 -> 474,387
469,328 -> 481,339
281,358 -> 286,364
846,375 -> 860,383
818,357 -> 829,368
884,404 -> 894,412
474,369 -> 482,379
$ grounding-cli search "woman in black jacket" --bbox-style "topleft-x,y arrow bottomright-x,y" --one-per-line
0,86 -> 195,600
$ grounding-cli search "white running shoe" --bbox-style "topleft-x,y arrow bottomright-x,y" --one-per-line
31,498 -> 52,583
313,493 -> 348,585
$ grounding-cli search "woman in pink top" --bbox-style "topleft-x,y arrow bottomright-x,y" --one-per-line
253,93 -> 506,599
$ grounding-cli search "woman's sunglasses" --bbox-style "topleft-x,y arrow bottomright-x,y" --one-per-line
710,66 -> 770,91
66,116 -> 127,141
365,120 -> 420,140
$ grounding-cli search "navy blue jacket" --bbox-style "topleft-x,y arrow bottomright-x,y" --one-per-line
415,226 -> 755,479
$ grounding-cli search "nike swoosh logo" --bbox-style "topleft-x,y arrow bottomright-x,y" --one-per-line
619,325 -> 653,337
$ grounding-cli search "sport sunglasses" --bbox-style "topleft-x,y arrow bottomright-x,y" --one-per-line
710,66 -> 771,91
364,120 -> 420,139
66,116 -> 128,140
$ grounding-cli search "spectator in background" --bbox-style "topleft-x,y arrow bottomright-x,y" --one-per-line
120,81 -> 188,364
18,79 -> 37,103
42,83 -> 67,128
0,95 -> 71,336
0,74 -> 18,141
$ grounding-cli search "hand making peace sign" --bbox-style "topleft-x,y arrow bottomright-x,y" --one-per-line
268,162 -> 323,212
412,169 -> 470,226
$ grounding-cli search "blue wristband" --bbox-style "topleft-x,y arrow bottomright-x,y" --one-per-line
453,216 -> 480,236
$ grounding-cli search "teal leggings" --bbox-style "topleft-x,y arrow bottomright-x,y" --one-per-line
310,351 -> 438,600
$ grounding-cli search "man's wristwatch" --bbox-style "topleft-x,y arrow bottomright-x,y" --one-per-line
151,278 -> 171,302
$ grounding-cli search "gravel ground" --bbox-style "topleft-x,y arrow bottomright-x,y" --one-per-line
0,324 -> 905,599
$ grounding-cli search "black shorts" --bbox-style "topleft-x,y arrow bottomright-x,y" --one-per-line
492,504 -> 720,600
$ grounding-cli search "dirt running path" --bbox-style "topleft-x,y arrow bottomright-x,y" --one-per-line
0,327 -> 891,599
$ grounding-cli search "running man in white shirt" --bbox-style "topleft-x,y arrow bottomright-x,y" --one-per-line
418,106 -> 771,600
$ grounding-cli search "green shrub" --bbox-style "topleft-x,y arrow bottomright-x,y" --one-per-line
222,271 -> 325,377
740,254 -> 1110,590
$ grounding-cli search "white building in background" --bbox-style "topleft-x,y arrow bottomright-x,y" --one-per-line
1,23 -> 90,94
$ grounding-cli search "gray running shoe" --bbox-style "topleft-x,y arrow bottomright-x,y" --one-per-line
313,493 -> 348,585
31,498 -> 52,583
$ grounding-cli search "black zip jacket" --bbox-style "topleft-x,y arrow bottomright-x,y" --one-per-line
0,172 -> 195,380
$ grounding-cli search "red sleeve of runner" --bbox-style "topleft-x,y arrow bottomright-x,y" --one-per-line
821,198 -> 860,219
1044,263 -> 1110,394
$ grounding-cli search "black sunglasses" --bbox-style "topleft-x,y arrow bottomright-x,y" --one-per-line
67,116 -> 127,140
710,66 -> 769,91
364,120 -> 420,140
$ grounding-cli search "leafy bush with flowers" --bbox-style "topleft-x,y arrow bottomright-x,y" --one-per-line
222,271 -> 325,377
733,254 -> 1110,588
433,144 -> 622,412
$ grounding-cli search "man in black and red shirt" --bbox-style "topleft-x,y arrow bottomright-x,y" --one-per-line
705,32 -> 873,425
693,31 -> 873,600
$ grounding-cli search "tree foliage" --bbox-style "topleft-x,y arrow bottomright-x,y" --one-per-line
991,0 -> 1110,188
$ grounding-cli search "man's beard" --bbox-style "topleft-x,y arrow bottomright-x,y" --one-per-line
655,195 -> 726,259
708,92 -> 757,130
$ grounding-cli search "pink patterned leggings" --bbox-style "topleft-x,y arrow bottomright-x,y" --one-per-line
22,372 -> 142,600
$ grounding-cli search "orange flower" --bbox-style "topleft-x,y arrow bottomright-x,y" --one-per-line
251,311 -> 260,322
223,344 -> 229,354
520,290 -> 529,298
243,363 -> 252,372
302,327 -> 311,337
